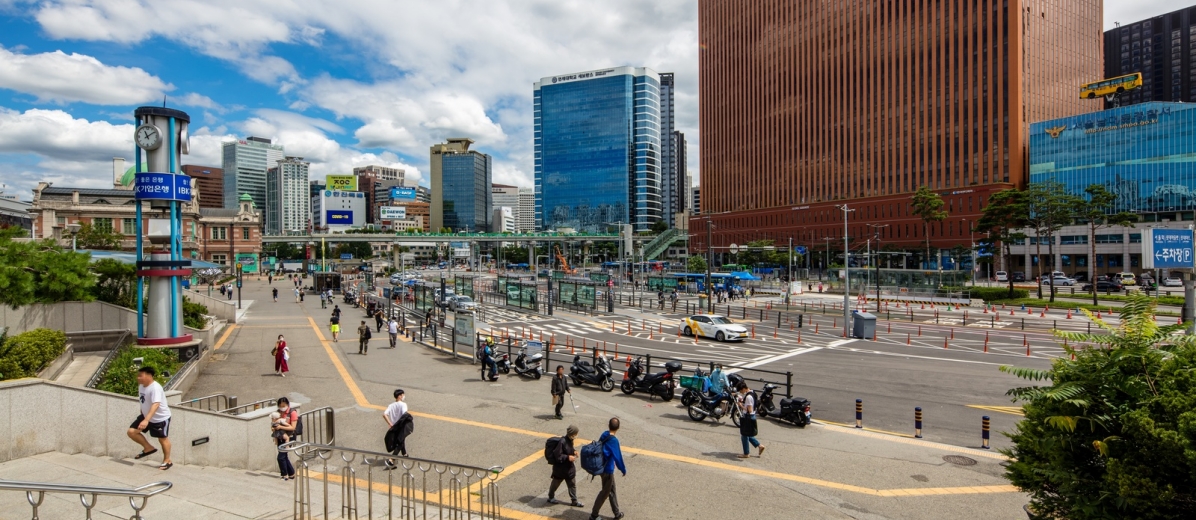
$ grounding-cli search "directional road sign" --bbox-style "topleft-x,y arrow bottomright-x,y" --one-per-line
1143,229 -> 1194,269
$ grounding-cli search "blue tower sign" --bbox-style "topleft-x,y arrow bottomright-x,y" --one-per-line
132,107 -> 194,346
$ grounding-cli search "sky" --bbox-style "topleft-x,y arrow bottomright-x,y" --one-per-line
0,0 -> 1182,199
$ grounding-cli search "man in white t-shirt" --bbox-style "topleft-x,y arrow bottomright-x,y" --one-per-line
383,389 -> 412,463
388,318 -> 399,348
127,367 -> 173,470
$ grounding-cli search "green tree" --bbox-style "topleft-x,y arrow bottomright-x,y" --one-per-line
686,254 -> 707,273
910,186 -> 948,269
91,258 -> 137,309
999,295 -> 1196,519
650,219 -> 669,234
1025,181 -> 1081,301
74,221 -> 123,250
976,189 -> 1029,299
0,227 -> 95,308
263,242 -> 302,261
1077,184 -> 1137,305
334,242 -> 373,260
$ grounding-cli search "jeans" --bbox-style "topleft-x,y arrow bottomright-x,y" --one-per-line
277,451 -> 295,477
741,413 -> 760,454
484,358 -> 497,378
591,473 -> 619,517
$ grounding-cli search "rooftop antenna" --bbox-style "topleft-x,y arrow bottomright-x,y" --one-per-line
163,95 -> 167,108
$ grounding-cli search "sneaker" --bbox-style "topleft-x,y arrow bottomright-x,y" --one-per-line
571,501 -> 585,508
547,498 -> 561,505
554,414 -> 564,420
613,514 -> 624,520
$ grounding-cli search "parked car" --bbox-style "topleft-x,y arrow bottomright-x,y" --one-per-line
1072,272 -> 1089,283
1163,277 -> 1183,287
447,295 -> 478,312
1117,272 -> 1137,286
1081,280 -> 1122,292
1043,276 -> 1074,286
1011,272 -> 1026,282
995,271 -> 1008,282
434,288 -> 456,308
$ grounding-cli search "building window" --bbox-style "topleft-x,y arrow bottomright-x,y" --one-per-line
56,216 -> 66,227
1060,235 -> 1088,245
1108,255 -> 1125,268
93,218 -> 113,232
211,254 -> 227,265
212,227 -> 227,240
242,227 -> 250,240
122,218 -> 136,236
1094,234 -> 1124,244
1129,233 -> 1142,243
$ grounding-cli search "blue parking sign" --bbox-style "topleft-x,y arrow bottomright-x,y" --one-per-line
1144,229 -> 1194,269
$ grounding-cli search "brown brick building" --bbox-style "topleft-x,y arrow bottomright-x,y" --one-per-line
181,165 -> 224,210
693,0 -> 1103,267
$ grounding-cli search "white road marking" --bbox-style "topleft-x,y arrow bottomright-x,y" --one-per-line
725,345 -> 828,374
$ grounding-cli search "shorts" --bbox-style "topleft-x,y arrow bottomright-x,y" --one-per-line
130,414 -> 170,438
330,324 -> 340,333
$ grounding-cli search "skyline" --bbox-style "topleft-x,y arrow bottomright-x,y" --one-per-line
0,0 -> 1182,199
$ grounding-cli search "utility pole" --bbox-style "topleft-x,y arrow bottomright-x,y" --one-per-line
867,224 -> 888,313
837,204 -> 854,337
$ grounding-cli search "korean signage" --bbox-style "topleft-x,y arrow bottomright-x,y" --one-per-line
390,187 -> 417,200
326,210 -> 354,225
380,206 -> 407,220
134,173 -> 192,201
454,313 -> 475,350
326,175 -> 358,191
1142,229 -> 1195,270
235,253 -> 258,273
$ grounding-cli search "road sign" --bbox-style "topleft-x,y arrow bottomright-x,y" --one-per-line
795,246 -> 807,255
729,243 -> 739,253
341,253 -> 353,260
1142,228 -> 1194,269
134,172 -> 193,201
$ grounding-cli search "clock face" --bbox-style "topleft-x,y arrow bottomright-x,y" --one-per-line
135,124 -> 162,151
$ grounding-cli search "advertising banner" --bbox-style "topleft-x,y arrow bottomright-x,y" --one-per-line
134,172 -> 193,201
380,206 -> 407,220
454,313 -> 475,350
326,210 -> 354,225
390,186 -> 417,200
326,175 -> 358,191
235,253 -> 259,273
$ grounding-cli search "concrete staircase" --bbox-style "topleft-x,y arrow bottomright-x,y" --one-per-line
53,350 -> 110,387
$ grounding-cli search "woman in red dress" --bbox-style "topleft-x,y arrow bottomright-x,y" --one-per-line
274,335 -> 289,377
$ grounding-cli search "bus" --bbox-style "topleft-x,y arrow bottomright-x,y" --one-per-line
1079,72 -> 1142,99
719,264 -> 748,272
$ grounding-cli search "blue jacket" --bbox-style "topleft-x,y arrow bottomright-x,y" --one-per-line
600,431 -> 626,476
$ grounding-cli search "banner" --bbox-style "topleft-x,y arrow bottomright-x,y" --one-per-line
134,172 -> 192,202
390,186 -> 417,200
326,175 -> 358,191
326,210 -> 353,225
235,253 -> 259,273
380,206 -> 407,220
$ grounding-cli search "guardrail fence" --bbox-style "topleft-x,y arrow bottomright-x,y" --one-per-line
0,479 -> 172,520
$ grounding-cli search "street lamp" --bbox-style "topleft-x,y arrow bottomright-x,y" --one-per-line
835,204 -> 854,337
66,222 -> 81,251
867,224 -> 889,312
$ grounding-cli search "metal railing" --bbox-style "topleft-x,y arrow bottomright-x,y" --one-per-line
280,442 -> 502,520
220,397 -> 277,415
296,407 -> 335,448
0,479 -> 172,520
177,393 -> 234,412
84,345 -> 125,390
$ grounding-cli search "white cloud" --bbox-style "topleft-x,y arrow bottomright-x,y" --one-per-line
0,107 -> 131,159
175,93 -> 224,113
0,46 -> 172,105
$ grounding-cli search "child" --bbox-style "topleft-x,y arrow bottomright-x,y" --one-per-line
270,411 -> 291,443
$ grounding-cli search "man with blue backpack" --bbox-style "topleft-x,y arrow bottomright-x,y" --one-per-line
580,417 -> 625,520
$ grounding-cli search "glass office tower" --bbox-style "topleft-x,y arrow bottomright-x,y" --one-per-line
534,67 -> 662,232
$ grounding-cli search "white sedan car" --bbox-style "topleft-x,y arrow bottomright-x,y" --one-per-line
1163,277 -> 1183,287
679,314 -> 749,342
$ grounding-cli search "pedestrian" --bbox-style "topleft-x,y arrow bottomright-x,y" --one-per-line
329,313 -> 341,342
550,365 -> 570,419
268,273 -> 273,285
273,335 -> 289,376
374,308 -> 385,332
294,287 -> 300,303
272,287 -> 278,302
388,317 -> 399,348
358,320 -> 371,355
590,417 -> 626,520
320,290 -> 327,309
736,381 -> 763,459
273,398 -> 298,480
299,289 -> 304,302
657,290 -> 664,310
127,366 -> 173,471
670,290 -> 678,312
383,389 -> 413,462
546,425 -> 583,507
333,305 -> 342,319
227,284 -> 234,300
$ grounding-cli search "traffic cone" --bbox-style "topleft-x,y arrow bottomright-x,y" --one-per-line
1066,309 -> 1072,319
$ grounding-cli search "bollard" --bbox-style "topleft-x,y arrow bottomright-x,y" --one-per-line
855,399 -> 863,428
950,328 -> 954,340
981,416 -> 991,449
984,331 -> 989,353
906,333 -> 911,345
918,326 -> 922,336
915,407 -> 923,438
943,336 -> 948,349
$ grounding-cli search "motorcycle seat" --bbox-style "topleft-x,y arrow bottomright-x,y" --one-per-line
780,397 -> 810,408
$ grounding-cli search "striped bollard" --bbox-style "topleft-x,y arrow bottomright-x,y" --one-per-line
914,407 -> 923,438
981,416 -> 991,449
855,399 -> 863,428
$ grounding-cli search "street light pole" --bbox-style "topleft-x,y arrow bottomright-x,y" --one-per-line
867,224 -> 888,313
706,217 -> 714,311
836,204 -> 854,337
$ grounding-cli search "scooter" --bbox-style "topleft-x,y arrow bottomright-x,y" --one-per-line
476,344 -> 510,381
620,357 -> 681,401
758,383 -> 811,427
512,345 -> 543,379
687,390 -> 740,426
570,355 -> 615,392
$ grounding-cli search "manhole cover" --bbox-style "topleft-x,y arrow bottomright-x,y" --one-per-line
943,455 -> 978,466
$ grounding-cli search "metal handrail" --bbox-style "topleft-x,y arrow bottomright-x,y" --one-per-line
278,441 -> 503,520
84,337 -> 129,389
177,394 -> 232,412
219,397 -> 276,415
0,479 -> 172,520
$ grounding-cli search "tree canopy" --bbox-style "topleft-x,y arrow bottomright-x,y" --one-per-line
0,227 -> 95,308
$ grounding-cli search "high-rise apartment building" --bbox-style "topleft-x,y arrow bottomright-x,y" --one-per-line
659,73 -> 678,224
691,186 -> 701,215
671,131 -> 688,215
694,0 -> 1102,264
518,188 -> 535,232
1104,6 -> 1196,106
491,184 -> 520,231
222,136 -> 283,218
181,165 -> 224,210
266,157 -> 311,235
535,66 -> 663,232
430,138 -> 492,232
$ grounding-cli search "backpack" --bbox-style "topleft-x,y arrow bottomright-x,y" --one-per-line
544,437 -> 562,464
289,410 -> 304,437
363,328 -> 372,340
579,439 -> 606,476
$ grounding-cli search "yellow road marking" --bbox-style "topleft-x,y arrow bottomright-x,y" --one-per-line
314,320 -> 1018,497
824,424 -> 1010,461
817,419 -> 916,438
212,324 -> 237,350
308,470 -> 551,520
968,405 -> 1025,416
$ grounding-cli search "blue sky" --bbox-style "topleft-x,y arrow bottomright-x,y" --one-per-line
0,0 -> 1179,199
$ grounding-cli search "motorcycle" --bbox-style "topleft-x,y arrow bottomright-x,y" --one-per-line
511,342 -> 544,379
758,383 -> 811,427
687,390 -> 741,426
682,370 -> 744,407
476,343 -> 510,381
343,290 -> 356,304
571,355 -> 615,392
620,357 -> 681,401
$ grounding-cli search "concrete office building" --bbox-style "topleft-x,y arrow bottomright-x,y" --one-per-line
430,138 -> 492,232
222,136 -> 284,219
659,73 -> 679,224
312,189 -> 367,232
492,183 -> 520,230
1104,6 -> 1196,106
266,157 -> 311,235
691,186 -> 701,215
492,206 -> 515,233
535,66 -> 663,232
353,165 -> 405,182
671,130 -> 688,217
694,0 -> 1103,268
518,188 -> 535,232
181,165 -> 224,210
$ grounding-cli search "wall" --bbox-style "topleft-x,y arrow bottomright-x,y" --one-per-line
0,300 -> 222,348
183,290 -> 239,324
0,379 -> 276,471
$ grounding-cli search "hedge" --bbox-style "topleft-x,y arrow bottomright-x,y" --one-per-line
970,287 -> 1030,301
0,328 -> 68,380
96,347 -> 182,396
183,297 -> 208,329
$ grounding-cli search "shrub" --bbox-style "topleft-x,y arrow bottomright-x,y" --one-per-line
0,328 -> 68,380
97,347 -> 181,396
183,297 -> 208,329
971,287 -> 1030,301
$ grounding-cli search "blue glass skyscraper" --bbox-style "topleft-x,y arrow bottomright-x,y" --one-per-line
534,67 -> 662,232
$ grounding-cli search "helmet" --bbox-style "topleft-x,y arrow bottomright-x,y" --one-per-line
485,337 -> 494,346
